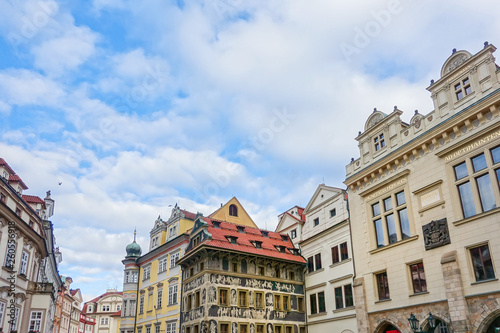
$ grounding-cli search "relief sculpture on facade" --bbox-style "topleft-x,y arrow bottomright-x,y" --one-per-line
422,218 -> 450,250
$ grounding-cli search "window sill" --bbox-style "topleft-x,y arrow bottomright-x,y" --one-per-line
409,291 -> 429,297
471,278 -> 498,286
453,207 -> 500,226
308,311 -> 327,318
333,306 -> 355,313
369,235 -> 419,254
330,258 -> 352,268
375,298 -> 391,304
306,268 -> 325,276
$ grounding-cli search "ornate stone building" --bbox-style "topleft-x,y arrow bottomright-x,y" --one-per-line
179,198 -> 306,333
345,43 -> 500,333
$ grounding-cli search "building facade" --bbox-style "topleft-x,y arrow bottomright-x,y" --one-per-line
299,185 -> 357,333
119,205 -> 195,333
0,157 -> 62,333
82,289 -> 123,333
276,206 -> 305,245
345,43 -> 500,333
179,199 -> 306,333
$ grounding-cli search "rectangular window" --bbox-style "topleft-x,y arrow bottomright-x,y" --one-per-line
376,272 -> 390,300
155,326 -> 161,333
455,77 -> 472,100
297,296 -> 304,312
258,266 -> 265,276
344,284 -> 353,307
290,229 -> 297,239
219,289 -> 229,306
29,311 -> 43,332
374,133 -> 385,151
470,244 -> 495,281
220,324 -> 229,333
313,218 -> 319,226
274,294 -> 281,311
168,284 -> 178,305
157,289 -> 163,308
240,324 -> 248,333
330,208 -> 336,217
238,290 -> 247,307
166,322 -> 176,333
139,295 -> 144,314
314,253 -> 322,270
283,295 -> 289,311
307,256 -> 314,273
143,266 -> 151,280
255,292 -> 264,309
310,294 -> 317,314
170,252 -> 180,267
158,257 -> 168,273
318,292 -> 325,312
274,326 -> 282,333
335,287 -> 343,309
371,190 -> 411,248
331,245 -> 339,264
20,250 -> 29,275
340,242 -> 348,260
410,262 -> 427,293
256,325 -> 264,333
454,150 -> 500,219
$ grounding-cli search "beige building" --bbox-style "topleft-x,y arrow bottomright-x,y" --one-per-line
276,206 -> 305,244
83,289 -> 123,333
298,185 -> 356,333
345,43 -> 500,333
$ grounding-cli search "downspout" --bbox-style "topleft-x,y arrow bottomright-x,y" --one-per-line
133,264 -> 139,333
345,189 -> 356,281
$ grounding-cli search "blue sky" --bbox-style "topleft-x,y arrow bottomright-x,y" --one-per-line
1,0 -> 500,301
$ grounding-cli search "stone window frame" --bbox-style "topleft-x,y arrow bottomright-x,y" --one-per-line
334,284 -> 354,310
373,131 -> 386,153
466,241 -> 496,283
454,76 -> 473,101
407,261 -> 427,295
450,144 -> 500,220
219,322 -> 230,333
254,291 -> 264,309
308,291 -> 326,315
255,324 -> 265,333
239,323 -> 249,333
218,288 -> 230,307
374,270 -> 390,302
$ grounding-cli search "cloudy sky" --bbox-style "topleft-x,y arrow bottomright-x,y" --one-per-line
1,0 -> 500,301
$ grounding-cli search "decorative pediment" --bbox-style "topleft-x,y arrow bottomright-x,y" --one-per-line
364,110 -> 387,131
441,50 -> 472,77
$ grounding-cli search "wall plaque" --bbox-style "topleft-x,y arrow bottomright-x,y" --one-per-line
422,218 -> 450,250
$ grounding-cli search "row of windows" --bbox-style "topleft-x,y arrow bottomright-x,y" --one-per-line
372,190 -> 410,248
139,284 -> 178,314
138,322 -> 177,333
309,284 -> 353,315
307,241 -> 350,273
375,243 -> 495,301
141,252 -> 180,281
216,288 -> 305,312
186,323 -> 304,333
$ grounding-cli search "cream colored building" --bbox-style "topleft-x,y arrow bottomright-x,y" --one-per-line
276,206 -> 305,245
83,289 -> 122,333
345,43 -> 500,333
299,185 -> 356,333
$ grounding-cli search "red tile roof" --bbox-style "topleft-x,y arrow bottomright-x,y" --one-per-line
22,195 -> 45,205
0,158 -> 15,175
70,289 -> 80,296
110,310 -> 121,317
8,174 -> 28,189
85,291 -> 123,304
195,218 -> 305,263
181,209 -> 196,220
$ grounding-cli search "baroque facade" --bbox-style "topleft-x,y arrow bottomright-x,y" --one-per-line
0,157 -> 62,333
178,198 -> 306,333
345,43 -> 500,333
119,205 -> 195,333
82,289 -> 123,333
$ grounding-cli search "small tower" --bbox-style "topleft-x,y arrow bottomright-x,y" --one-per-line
120,230 -> 141,333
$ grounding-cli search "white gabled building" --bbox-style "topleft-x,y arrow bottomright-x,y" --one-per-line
276,206 -> 305,245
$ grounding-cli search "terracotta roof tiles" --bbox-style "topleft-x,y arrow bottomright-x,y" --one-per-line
22,195 -> 45,205
8,174 -> 28,189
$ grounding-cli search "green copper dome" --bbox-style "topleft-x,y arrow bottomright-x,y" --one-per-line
125,230 -> 142,258
126,240 -> 141,258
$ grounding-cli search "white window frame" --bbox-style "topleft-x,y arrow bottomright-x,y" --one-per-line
143,266 -> 151,280
168,284 -> 178,305
170,252 -> 180,268
158,256 -> 168,273
157,289 -> 163,308
29,311 -> 43,332
166,321 -> 176,333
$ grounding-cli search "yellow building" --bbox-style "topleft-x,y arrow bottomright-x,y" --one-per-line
120,205 -> 196,333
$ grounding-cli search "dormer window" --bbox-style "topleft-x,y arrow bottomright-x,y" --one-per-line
289,248 -> 300,255
374,133 -> 385,151
229,204 -> 238,217
455,77 -> 472,100
237,226 -> 245,233
253,241 -> 263,249
261,230 -> 269,237
226,236 -> 238,244
213,221 -> 221,228
275,245 -> 286,253
280,235 -> 288,241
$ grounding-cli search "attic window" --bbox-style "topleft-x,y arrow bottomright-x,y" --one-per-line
226,236 -> 238,244
229,204 -> 238,217
261,231 -> 269,238
313,218 -> 319,226
281,235 -> 288,241
237,226 -> 245,233
455,77 -> 472,100
213,221 -> 221,228
330,208 -> 336,218
253,241 -> 263,249
275,245 -> 286,253
289,248 -> 300,255
374,133 -> 385,151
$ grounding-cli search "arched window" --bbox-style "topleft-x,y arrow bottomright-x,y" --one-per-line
229,204 -> 238,217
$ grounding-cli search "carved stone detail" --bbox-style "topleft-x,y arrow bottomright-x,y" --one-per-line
444,54 -> 470,74
422,218 -> 450,250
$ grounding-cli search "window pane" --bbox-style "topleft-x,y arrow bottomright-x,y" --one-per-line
340,242 -> 348,260
376,272 -> 390,300
472,154 -> 488,172
458,182 -> 476,218
315,253 -> 322,270
454,162 -> 468,180
476,174 -> 496,212
383,197 -> 392,211
470,245 -> 495,281
335,287 -> 343,309
331,246 -> 339,264
398,208 -> 411,240
491,146 -> 500,164
318,292 -> 326,313
386,214 -> 397,244
374,219 -> 384,248
396,191 -> 406,206
410,263 -> 427,294
344,285 -> 353,307
309,294 -> 317,314
372,202 -> 380,217
307,257 -> 314,273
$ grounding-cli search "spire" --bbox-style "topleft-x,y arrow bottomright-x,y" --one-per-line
134,228 -> 136,242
